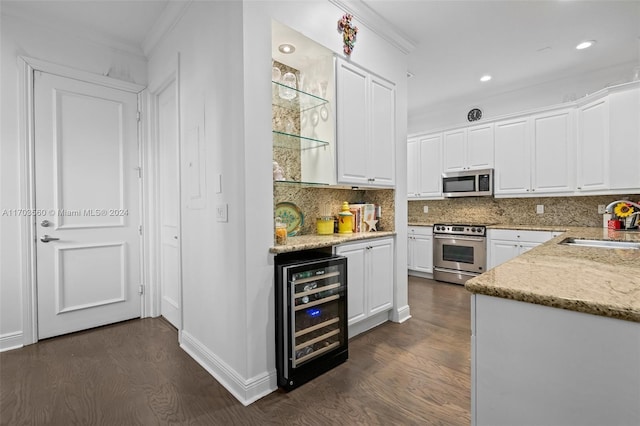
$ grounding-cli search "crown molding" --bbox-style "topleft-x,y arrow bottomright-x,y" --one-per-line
142,1 -> 192,57
328,0 -> 417,55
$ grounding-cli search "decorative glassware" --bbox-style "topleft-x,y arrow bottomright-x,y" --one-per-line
279,72 -> 297,100
272,63 -> 281,82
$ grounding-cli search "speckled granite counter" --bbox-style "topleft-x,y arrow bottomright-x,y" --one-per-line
465,228 -> 640,322
270,231 -> 396,254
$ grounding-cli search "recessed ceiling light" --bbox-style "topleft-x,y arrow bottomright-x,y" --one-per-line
576,40 -> 596,50
278,43 -> 296,54
480,75 -> 492,82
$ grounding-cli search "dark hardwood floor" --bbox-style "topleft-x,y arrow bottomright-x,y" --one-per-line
0,277 -> 471,425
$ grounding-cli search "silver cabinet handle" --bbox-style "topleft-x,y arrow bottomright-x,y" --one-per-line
41,235 -> 60,243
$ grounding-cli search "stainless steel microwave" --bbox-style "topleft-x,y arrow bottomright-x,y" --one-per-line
442,169 -> 493,197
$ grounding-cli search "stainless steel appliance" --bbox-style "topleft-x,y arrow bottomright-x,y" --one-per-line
433,224 -> 487,285
275,252 -> 348,390
442,168 -> 493,197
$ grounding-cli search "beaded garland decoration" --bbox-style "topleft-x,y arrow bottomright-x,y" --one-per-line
337,14 -> 358,55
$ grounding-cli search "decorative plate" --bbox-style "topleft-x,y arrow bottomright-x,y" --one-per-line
275,202 -> 304,236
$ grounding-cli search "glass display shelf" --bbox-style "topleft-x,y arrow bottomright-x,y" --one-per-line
272,81 -> 329,112
273,130 -> 329,150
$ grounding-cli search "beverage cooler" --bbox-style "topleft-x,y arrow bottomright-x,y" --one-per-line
275,252 -> 348,391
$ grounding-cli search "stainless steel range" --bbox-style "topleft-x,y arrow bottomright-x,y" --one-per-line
433,223 -> 487,285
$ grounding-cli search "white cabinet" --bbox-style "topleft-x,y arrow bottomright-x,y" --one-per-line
408,226 -> 433,275
407,133 -> 442,198
336,58 -> 395,187
443,123 -> 494,172
488,229 -> 561,269
495,109 -> 574,196
577,86 -> 640,194
335,237 -> 394,335
577,97 -> 609,192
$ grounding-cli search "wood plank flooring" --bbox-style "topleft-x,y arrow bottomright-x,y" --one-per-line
0,277 -> 471,425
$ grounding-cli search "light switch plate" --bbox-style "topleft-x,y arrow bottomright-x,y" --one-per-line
216,203 -> 228,222
536,204 -> 544,214
423,205 -> 429,213
598,204 -> 606,214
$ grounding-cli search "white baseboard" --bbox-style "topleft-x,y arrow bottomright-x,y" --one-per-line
408,270 -> 433,279
391,304 -> 412,323
348,310 -> 391,338
0,331 -> 24,352
180,330 -> 277,406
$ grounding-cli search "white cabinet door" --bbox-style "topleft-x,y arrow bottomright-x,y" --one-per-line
368,238 -> 394,316
335,242 -> 367,325
336,60 -> 369,185
336,237 -> 394,326
443,128 -> 467,172
609,87 -> 640,191
494,117 -> 531,195
531,109 -> 574,194
577,97 -> 609,192
369,76 -> 395,186
467,123 -> 494,170
407,138 -> 419,198
419,133 -> 443,197
489,239 -> 520,269
412,234 -> 433,274
336,59 -> 395,187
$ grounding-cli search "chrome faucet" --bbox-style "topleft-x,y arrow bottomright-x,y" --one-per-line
604,200 -> 640,214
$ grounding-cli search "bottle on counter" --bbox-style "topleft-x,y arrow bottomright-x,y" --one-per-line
275,217 -> 287,245
338,201 -> 353,234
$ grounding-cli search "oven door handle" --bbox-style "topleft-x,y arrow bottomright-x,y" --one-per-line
434,235 -> 485,242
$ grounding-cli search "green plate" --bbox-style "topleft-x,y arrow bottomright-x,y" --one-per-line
275,202 -> 303,236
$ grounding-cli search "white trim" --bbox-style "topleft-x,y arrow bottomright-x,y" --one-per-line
142,1 -> 192,57
0,332 -> 24,352
391,304 -> 412,323
180,331 -> 276,406
19,57 -> 38,346
328,0 -> 417,54
22,57 -> 145,94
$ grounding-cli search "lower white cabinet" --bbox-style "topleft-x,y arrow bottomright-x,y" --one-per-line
335,237 -> 394,335
408,226 -> 433,275
488,229 -> 561,269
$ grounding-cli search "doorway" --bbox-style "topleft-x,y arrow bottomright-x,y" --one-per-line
32,68 -> 143,339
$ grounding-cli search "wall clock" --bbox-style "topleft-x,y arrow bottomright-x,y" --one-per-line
467,108 -> 482,122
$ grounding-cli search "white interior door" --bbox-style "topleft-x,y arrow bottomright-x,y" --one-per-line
157,78 -> 181,328
34,71 -> 141,339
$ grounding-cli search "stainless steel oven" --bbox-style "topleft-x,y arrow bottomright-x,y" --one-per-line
433,224 -> 487,285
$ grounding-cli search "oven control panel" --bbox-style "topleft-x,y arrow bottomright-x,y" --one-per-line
433,224 -> 487,236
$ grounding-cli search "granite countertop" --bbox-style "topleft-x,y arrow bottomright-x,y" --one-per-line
465,227 -> 640,322
270,231 -> 396,254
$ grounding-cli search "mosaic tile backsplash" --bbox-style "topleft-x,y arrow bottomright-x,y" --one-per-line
274,185 -> 395,235
408,194 -> 640,227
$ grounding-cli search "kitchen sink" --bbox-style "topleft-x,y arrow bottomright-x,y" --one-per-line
559,238 -> 640,250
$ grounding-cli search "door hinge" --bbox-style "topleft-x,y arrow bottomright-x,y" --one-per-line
139,225 -> 142,235
138,285 -> 144,295
136,111 -> 141,122
135,166 -> 142,178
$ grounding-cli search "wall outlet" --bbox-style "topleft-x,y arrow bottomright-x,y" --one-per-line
216,203 -> 228,222
598,204 -> 606,214
536,204 -> 544,214
423,205 -> 429,213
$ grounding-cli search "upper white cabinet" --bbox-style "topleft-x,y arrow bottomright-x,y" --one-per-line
577,97 -> 609,192
577,86 -> 640,194
408,133 -> 442,198
495,108 -> 574,196
336,58 -> 395,187
443,123 -> 494,172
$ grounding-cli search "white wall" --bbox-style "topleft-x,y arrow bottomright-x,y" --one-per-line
0,10 -> 147,350
409,61 -> 639,134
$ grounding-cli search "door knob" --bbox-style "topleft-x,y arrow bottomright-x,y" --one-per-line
40,235 -> 60,243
